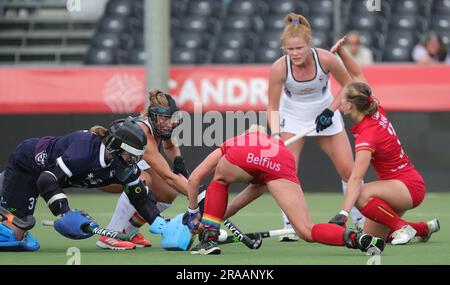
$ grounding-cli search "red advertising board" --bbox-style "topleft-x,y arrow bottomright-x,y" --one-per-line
0,65 -> 449,114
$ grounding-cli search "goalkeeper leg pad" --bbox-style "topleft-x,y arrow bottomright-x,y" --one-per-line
149,216 -> 169,235
160,214 -> 193,251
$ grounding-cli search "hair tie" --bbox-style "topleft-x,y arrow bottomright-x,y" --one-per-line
368,96 -> 374,104
292,18 -> 300,25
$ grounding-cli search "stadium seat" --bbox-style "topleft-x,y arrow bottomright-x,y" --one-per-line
186,0 -> 223,17
126,48 -> 146,64
391,0 -> 420,15
227,0 -> 268,16
85,47 -> 116,65
432,0 -> 450,15
266,0 -> 303,15
260,31 -> 282,49
390,14 -> 426,32
171,47 -> 208,64
91,33 -> 121,49
385,30 -> 418,49
132,34 -> 144,49
98,16 -> 128,33
309,14 -> 332,31
173,32 -> 212,49
356,30 -> 384,49
170,0 -> 188,18
382,45 -> 412,62
312,30 -> 331,49
217,30 -> 258,50
309,0 -> 334,15
179,16 -> 219,34
430,15 -> 450,31
254,47 -> 282,63
119,33 -> 134,50
105,0 -> 133,17
438,30 -> 450,49
347,14 -> 384,31
212,47 -> 253,63
133,0 -> 143,19
223,15 -> 258,32
262,15 -> 285,31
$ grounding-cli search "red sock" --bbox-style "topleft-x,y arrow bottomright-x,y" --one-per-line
408,222 -> 429,237
201,181 -> 228,229
311,223 -> 353,246
360,198 -> 406,230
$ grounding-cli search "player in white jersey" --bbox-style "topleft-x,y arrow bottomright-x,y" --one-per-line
96,90 -> 189,250
266,13 -> 366,240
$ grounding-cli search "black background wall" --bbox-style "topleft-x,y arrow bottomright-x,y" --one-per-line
1,112 -> 449,192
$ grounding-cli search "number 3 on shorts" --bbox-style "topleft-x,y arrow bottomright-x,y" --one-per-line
28,197 -> 36,210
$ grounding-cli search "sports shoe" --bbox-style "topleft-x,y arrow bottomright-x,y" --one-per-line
279,224 -> 299,242
390,225 -> 417,245
415,219 -> 440,242
130,233 -> 152,248
96,236 -> 136,250
191,229 -> 221,255
343,229 -> 385,255
356,233 -> 385,255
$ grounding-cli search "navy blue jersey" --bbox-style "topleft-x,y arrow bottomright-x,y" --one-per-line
34,131 -> 141,188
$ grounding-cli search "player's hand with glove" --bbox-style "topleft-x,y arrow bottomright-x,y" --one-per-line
54,210 -> 99,239
329,210 -> 349,227
173,156 -> 189,178
315,108 -> 334,133
182,207 -> 202,234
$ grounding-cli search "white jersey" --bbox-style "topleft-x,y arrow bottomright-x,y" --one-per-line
135,116 -> 154,171
279,48 -> 344,137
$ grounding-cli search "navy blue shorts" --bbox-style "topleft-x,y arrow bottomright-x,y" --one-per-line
0,138 -> 40,218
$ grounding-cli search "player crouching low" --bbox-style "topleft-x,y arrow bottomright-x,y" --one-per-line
0,117 -> 167,251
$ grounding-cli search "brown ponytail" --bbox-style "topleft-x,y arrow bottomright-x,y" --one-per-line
140,89 -> 169,117
90,125 -> 108,141
281,13 -> 312,51
345,82 -> 379,116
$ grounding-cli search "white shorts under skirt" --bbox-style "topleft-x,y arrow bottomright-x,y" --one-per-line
279,94 -> 344,137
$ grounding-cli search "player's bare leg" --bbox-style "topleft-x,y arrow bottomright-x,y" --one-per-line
316,131 -> 366,230
278,133 -> 306,241
355,180 -> 420,245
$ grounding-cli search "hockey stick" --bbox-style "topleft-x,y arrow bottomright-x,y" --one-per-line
0,205 -> 35,231
218,228 -> 296,245
41,219 -> 136,241
283,124 -> 317,146
222,219 -> 262,249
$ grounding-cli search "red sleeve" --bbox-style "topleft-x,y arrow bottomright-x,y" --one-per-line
220,137 -> 236,155
354,129 -> 377,153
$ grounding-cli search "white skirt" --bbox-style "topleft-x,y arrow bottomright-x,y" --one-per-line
279,94 -> 344,137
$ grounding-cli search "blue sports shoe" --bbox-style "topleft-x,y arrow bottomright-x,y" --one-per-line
19,232 -> 40,251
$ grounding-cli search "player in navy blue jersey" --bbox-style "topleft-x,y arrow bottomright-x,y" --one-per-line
95,90 -> 192,250
0,117 -> 162,251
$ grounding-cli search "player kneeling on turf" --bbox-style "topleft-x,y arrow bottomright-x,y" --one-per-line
182,125 -> 385,255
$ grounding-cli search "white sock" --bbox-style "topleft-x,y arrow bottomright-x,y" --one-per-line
106,192 -> 136,232
156,202 -> 172,213
281,210 -> 292,229
341,180 -> 366,224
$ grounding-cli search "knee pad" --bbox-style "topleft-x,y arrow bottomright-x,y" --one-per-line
160,214 -> 193,251
0,224 -> 40,251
